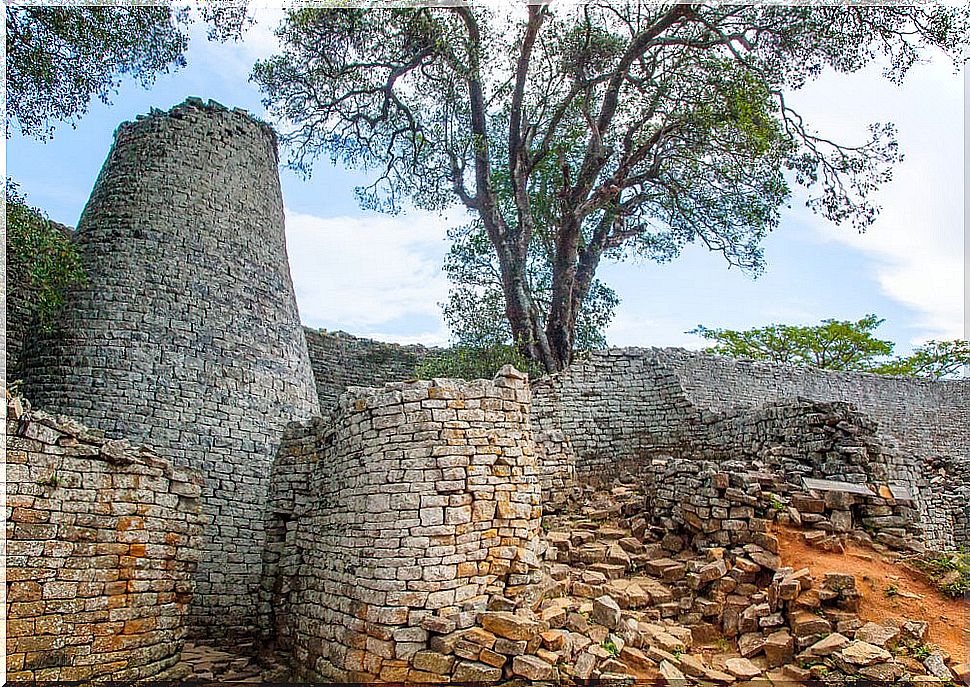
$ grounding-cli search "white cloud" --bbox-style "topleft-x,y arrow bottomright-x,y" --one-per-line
284,207 -> 470,342
605,311 -> 708,350
784,57 -> 965,343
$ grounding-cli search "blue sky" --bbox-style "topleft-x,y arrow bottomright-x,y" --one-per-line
6,9 -> 965,354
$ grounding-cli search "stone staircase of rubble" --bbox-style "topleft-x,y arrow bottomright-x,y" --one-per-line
402,480 -> 968,685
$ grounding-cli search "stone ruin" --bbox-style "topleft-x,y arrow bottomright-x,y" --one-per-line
4,99 -> 969,683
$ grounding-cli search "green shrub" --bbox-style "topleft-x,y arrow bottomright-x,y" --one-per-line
913,550 -> 970,598
415,343 -> 543,381
6,180 -> 86,327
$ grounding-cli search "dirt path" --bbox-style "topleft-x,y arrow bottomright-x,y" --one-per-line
775,526 -> 970,663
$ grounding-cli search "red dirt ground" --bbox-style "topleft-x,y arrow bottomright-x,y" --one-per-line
775,525 -> 970,664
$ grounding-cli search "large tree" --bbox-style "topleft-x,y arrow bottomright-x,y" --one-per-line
6,5 -> 248,140
255,4 -> 969,372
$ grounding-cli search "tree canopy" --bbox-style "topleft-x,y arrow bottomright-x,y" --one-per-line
691,316 -> 969,379
255,4 -> 969,372
5,5 -> 249,140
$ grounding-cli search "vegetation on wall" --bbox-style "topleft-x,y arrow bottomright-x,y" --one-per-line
5,181 -> 86,327
415,343 -> 543,382
691,315 -> 970,378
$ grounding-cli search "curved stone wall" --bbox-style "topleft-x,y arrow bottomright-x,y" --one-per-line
21,98 -> 320,639
259,367 -> 542,681
658,347 -> 970,462
532,347 -> 968,549
303,328 -> 440,410
5,395 -> 203,681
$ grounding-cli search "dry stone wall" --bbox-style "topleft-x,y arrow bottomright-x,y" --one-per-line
303,328 -> 440,410
259,367 -> 542,682
532,348 -> 967,550
660,348 -> 970,463
20,98 -> 320,639
5,394 -> 203,682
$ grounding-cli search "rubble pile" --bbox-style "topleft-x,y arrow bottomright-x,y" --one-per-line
401,484 -> 967,685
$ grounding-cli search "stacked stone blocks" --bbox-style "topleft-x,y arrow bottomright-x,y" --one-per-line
4,394 -> 203,682
20,98 -> 320,639
259,366 -> 542,682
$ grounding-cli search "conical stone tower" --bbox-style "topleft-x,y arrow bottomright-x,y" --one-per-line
24,98 -> 321,639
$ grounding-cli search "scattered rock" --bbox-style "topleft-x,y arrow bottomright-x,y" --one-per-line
724,657 -> 761,679
840,641 -> 893,666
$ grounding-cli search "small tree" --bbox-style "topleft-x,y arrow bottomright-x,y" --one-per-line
691,316 -> 969,379
876,340 -> 970,379
5,181 -> 86,327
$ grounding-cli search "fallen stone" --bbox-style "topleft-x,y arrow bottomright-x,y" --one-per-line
679,653 -> 708,677
452,660 -> 502,682
858,662 -> 898,681
704,668 -> 737,683
790,610 -> 832,638
804,632 -> 849,657
511,654 -> 557,681
763,630 -> 794,668
481,612 -> 539,641
572,651 -> 597,680
724,657 -> 761,679
902,619 -> 929,642
738,633 -> 765,658
840,641 -> 893,666
855,621 -> 900,648
619,646 -> 655,671
924,653 -> 954,681
659,660 -> 686,684
592,595 -> 622,629
411,650 -> 455,674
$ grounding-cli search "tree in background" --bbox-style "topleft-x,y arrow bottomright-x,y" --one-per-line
691,315 -> 969,379
6,5 -> 248,140
876,339 -> 970,379
254,5 -> 969,372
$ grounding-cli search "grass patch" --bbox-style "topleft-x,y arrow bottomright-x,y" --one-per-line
913,550 -> 970,598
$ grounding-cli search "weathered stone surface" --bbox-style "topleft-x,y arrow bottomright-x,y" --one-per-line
924,653 -> 954,681
804,632 -> 849,657
763,630 -> 794,668
482,612 -> 540,641
738,633 -> 765,658
5,400 -> 203,683
840,641 -> 893,666
659,660 -> 687,684
572,651 -> 597,680
512,655 -> 557,681
724,657 -> 761,679
20,99 -> 322,640
592,595 -> 622,629
411,651 -> 455,675
855,621 -> 900,648
452,660 -> 502,682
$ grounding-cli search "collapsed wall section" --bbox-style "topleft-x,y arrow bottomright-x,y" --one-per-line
303,328 -> 440,410
259,367 -> 541,682
20,98 -> 321,639
533,348 -> 966,549
5,395 -> 203,682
